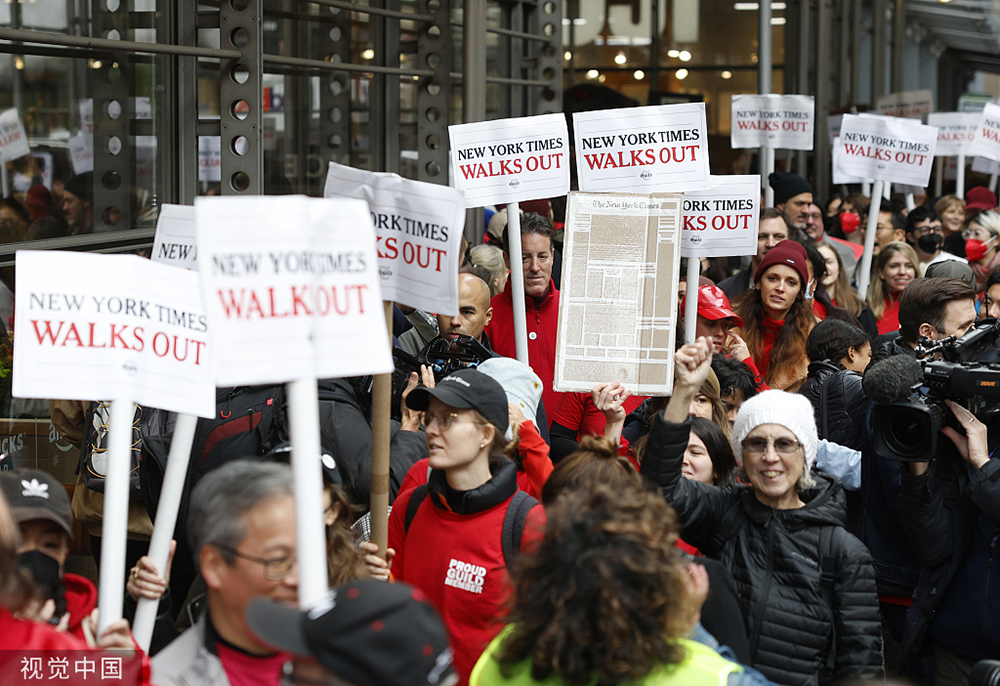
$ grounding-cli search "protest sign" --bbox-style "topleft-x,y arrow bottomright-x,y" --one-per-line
152,204 -> 197,270
448,113 -> 569,207
832,137 -> 869,185
959,94 -> 992,113
927,112 -> 980,157
970,102 -> 1000,162
13,251 -> 215,418
198,137 -> 222,183
196,195 -> 392,387
0,109 -> 30,164
973,156 -> 1000,176
681,175 -> 760,258
730,95 -> 814,150
876,90 -> 934,120
573,103 -> 710,193
835,114 -> 937,187
324,162 -> 464,315
555,192 -> 681,395
69,132 -> 94,175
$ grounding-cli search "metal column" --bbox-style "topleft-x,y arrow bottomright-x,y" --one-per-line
891,0 -> 905,93
90,0 -> 134,231
529,0 -> 563,115
815,0 -> 831,197
318,7 -> 351,171
838,0 -> 851,106
796,0 -> 810,174
463,0 -> 487,245
219,0 -> 263,194
871,0 -> 886,102
416,0 -> 451,182
851,0 -> 862,103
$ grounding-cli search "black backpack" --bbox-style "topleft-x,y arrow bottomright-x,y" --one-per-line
403,484 -> 537,567
139,385 -> 287,529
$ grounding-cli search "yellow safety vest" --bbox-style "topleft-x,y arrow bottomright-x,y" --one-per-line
470,627 -> 741,686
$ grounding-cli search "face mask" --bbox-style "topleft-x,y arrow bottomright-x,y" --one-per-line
917,233 -> 943,254
966,236 -> 995,262
17,549 -> 63,600
840,212 -> 861,234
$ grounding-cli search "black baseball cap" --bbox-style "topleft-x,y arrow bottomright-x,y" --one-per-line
0,469 -> 73,537
406,368 -> 509,433
246,580 -> 456,686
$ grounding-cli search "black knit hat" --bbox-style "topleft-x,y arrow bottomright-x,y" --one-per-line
64,172 -> 93,204
246,580 -> 456,686
768,172 -> 812,206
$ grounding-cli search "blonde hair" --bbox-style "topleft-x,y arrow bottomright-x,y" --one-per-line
469,244 -> 507,297
867,241 -> 921,319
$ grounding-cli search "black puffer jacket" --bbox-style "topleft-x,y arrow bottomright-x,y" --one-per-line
641,414 -> 882,686
798,361 -> 869,450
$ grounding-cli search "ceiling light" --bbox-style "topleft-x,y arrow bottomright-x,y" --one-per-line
586,69 -> 599,79
614,51 -> 627,65
564,51 -> 572,61
362,49 -> 374,60
721,70 -> 733,79
734,2 -> 786,8
771,17 -> 786,25
676,68 -> 689,79
679,50 -> 692,62
667,49 -> 680,58
634,70 -> 645,80
598,74 -> 606,83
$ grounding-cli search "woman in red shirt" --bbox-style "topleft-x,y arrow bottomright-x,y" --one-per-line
866,241 -> 920,335
733,240 -> 816,391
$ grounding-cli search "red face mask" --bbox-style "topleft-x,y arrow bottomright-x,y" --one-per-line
966,237 -> 995,262
841,212 -> 861,234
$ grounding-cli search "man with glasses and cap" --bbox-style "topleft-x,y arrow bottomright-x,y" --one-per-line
152,460 -> 297,686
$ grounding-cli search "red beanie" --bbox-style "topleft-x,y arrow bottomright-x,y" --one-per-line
754,239 -> 809,287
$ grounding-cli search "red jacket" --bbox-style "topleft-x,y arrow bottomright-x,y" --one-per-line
483,279 -> 562,425
64,572 -> 98,642
388,461 -> 546,686
0,607 -> 92,650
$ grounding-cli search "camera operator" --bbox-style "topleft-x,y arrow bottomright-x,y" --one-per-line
859,278 -> 979,675
898,392 -> 1000,683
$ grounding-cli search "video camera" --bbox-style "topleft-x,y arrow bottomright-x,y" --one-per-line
870,318 -> 1000,461
387,334 -> 493,420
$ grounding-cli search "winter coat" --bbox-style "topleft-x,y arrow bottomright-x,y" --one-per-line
899,449 -> 1000,664
798,361 -> 868,450
640,414 -> 883,686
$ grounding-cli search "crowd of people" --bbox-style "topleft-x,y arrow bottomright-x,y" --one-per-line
4,172 -> 1000,686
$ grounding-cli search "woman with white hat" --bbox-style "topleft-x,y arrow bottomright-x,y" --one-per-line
640,338 -> 882,686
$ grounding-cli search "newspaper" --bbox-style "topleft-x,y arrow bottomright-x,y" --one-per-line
554,192 -> 681,395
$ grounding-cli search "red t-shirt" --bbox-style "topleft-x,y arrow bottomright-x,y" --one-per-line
215,642 -> 288,686
877,296 -> 901,335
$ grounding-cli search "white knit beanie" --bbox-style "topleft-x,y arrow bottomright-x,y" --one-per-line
730,390 -> 817,471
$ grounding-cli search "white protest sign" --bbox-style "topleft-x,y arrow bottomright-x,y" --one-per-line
876,90 -> 934,120
448,113 -> 569,207
681,175 -> 760,258
828,113 -> 843,147
324,162 -> 464,315
730,94 -> 815,150
573,102 -> 710,193
198,137 -> 221,183
0,109 -> 30,164
835,114 -> 937,186
926,112 -> 980,157
13,251 -> 214,417
973,156 -> 1000,176
832,138 -> 869,185
152,204 -> 197,270
69,132 -> 94,175
970,103 -> 1000,162
78,99 -> 94,135
196,195 -> 393,386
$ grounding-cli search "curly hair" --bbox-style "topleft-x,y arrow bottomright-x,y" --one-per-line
733,281 -> 815,388
497,482 -> 691,685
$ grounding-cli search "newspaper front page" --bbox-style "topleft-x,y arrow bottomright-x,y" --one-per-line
554,192 -> 681,396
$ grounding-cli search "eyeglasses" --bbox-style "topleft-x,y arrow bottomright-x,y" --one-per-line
741,437 -> 802,455
962,227 -> 993,240
912,225 -> 942,237
214,544 -> 296,580
421,411 -> 481,432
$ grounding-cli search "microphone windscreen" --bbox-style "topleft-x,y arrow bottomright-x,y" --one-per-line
863,354 -> 923,404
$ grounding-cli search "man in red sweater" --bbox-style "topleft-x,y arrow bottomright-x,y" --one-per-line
484,211 -> 562,425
